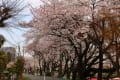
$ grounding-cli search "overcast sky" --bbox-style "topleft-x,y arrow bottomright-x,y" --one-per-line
0,0 -> 41,47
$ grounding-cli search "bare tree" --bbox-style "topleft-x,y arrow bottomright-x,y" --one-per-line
0,0 -> 26,80
0,0 -> 25,27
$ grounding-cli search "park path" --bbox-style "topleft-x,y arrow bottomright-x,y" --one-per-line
24,74 -> 60,80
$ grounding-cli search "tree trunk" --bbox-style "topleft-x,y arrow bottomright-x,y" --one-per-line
58,55 -> 63,77
115,40 -> 120,76
66,70 -> 70,80
98,46 -> 103,80
78,59 -> 87,80
39,67 -> 42,75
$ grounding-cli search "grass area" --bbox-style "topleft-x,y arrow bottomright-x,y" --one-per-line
22,76 -> 31,80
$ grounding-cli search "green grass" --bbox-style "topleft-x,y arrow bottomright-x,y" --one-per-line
22,76 -> 31,80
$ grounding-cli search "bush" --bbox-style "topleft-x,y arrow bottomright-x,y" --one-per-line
15,56 -> 25,80
45,72 -> 52,76
22,76 -> 31,80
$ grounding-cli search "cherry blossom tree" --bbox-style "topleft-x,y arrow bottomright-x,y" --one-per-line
24,1 -> 97,80
23,0 -> 120,80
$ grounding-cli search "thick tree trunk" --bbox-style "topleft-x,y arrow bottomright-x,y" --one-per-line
98,46 -> 103,80
115,40 -> 120,76
39,67 -> 42,75
78,58 -> 88,80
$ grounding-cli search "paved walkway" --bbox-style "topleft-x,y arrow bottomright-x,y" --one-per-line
24,74 -> 60,80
